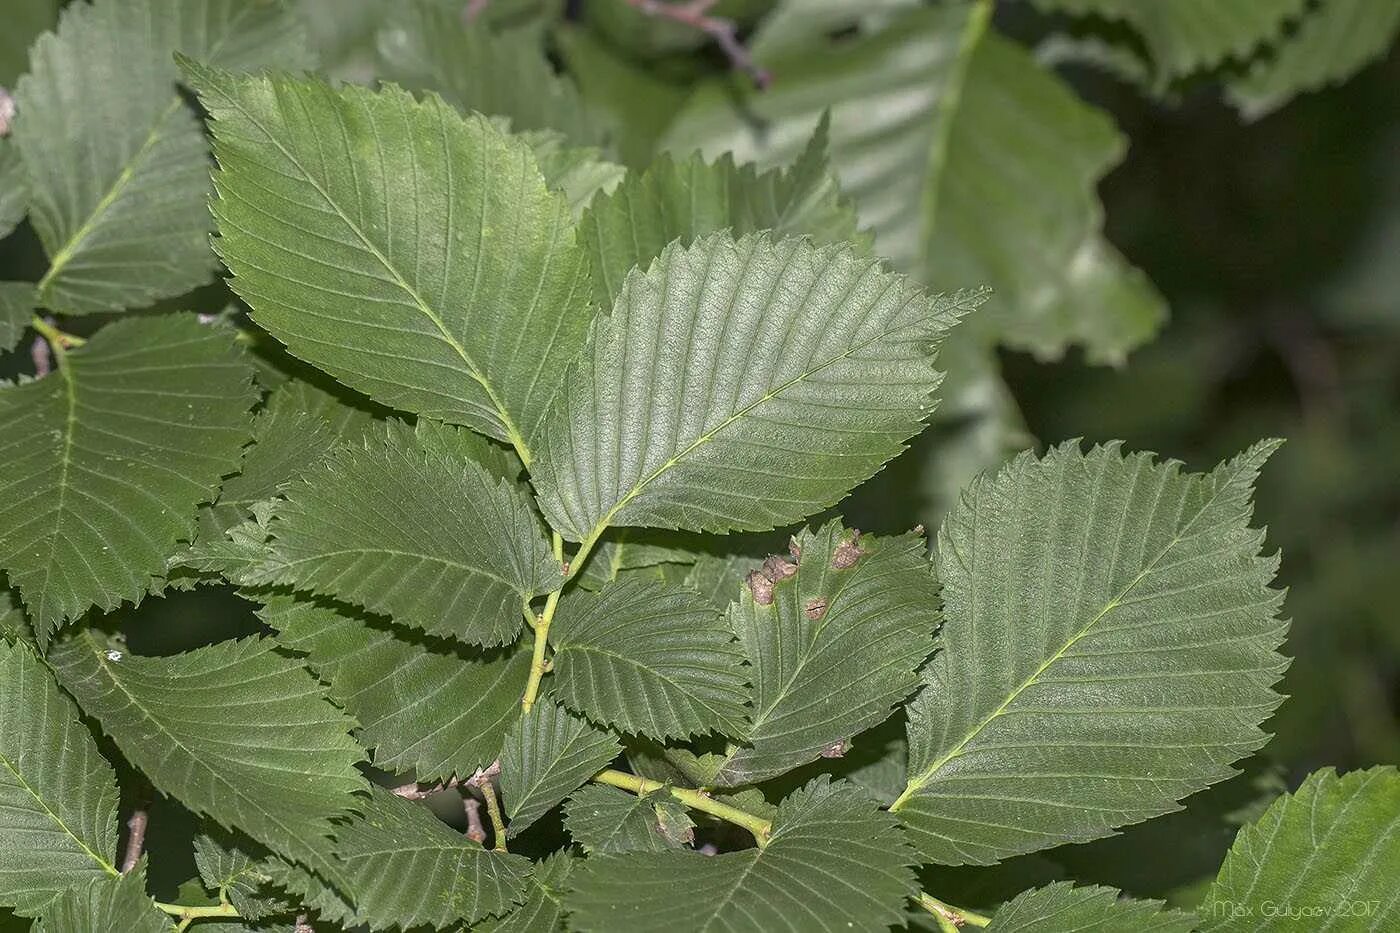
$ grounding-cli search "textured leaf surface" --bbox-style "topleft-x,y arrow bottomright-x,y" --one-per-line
377,0 -> 603,146
256,424 -> 559,646
0,642 -> 119,914
262,592 -> 528,783
581,118 -> 864,309
500,704 -> 621,837
0,142 -> 27,241
895,441 -> 1289,865
663,6 -> 1164,364
0,315 -> 256,638
564,784 -> 694,854
193,831 -> 289,921
32,866 -> 168,933
523,130 -> 626,217
476,853 -> 574,933
549,580 -> 749,740
1199,767 -> 1400,932
715,522 -> 938,787
1228,0 -> 1400,119
986,882 -> 1195,932
332,788 -> 531,930
565,778 -> 916,933
189,63 -> 593,454
1031,0 -> 1308,81
534,231 -> 974,541
0,282 -> 33,354
48,632 -> 367,875
16,0 -> 310,312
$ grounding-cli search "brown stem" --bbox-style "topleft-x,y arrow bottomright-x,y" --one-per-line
625,0 -> 771,87
463,796 -> 488,844
120,809 -> 148,873
391,777 -> 461,800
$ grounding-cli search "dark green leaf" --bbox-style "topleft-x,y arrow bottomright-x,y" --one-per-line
500,704 -> 621,837
564,784 -> 694,854
985,882 -> 1195,932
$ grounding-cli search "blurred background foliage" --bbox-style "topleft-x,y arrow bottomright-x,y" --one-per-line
1,0 -> 1397,920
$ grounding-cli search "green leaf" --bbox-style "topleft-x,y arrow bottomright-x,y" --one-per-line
533,231 -> 977,542
1031,0 -> 1308,82
985,882 -> 1195,932
31,865 -> 168,933
331,787 -> 532,930
895,441 -> 1289,865
476,852 -> 574,933
15,0 -> 311,313
500,703 -> 621,837
1198,767 -> 1400,932
0,641 -> 119,914
0,315 -> 256,640
564,784 -> 694,854
684,552 -> 764,612
715,522 -> 938,786
261,592 -> 529,783
523,129 -> 626,217
663,6 -> 1164,365
254,423 -> 560,646
549,580 -> 750,741
564,778 -> 917,933
187,62 -> 593,456
581,116 -> 865,309
1228,0 -> 1400,120
193,831 -> 290,922
47,632 -> 367,877
377,0 -> 604,146
0,141 -> 28,241
0,282 -> 33,354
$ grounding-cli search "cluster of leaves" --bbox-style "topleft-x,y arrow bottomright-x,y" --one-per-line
0,1 -> 1397,932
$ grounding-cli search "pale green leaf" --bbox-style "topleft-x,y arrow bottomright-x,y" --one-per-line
0,141 -> 27,241
564,784 -> 694,854
895,441 -> 1289,865
1031,0 -> 1308,81
749,0 -> 923,57
47,632 -> 367,878
187,62 -> 593,455
0,589 -> 30,646
32,865 -> 168,933
0,315 -> 257,639
0,641 -> 119,914
523,130 -> 626,217
261,592 -> 529,783
16,0 -> 311,313
476,853 -> 574,933
985,882 -> 1195,932
714,522 -> 938,786
1228,0 -> 1400,120
254,424 -> 560,646
0,282 -> 33,353
549,580 -> 750,741
500,703 -> 621,837
581,116 -> 865,309
533,231 -> 977,541
564,778 -> 917,933
377,0 -> 604,146
1199,767 -> 1400,932
331,787 -> 532,930
684,552 -> 764,612
663,6 -> 1164,364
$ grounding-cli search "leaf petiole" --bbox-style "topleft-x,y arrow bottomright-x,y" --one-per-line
592,768 -> 772,848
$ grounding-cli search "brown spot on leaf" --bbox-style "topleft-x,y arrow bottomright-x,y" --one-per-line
761,555 -> 797,581
831,530 -> 864,569
819,739 -> 850,758
788,536 -> 802,560
804,597 -> 828,621
747,570 -> 774,605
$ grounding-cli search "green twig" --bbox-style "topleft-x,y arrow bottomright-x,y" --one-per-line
30,315 -> 86,350
592,768 -> 772,847
480,780 -> 510,853
915,892 -> 991,928
521,531 -> 596,711
154,901 -> 240,924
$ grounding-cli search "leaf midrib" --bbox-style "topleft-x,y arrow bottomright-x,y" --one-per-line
576,305 -> 934,548
0,749 -> 118,878
894,459 -> 1253,808
208,79 -> 531,462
